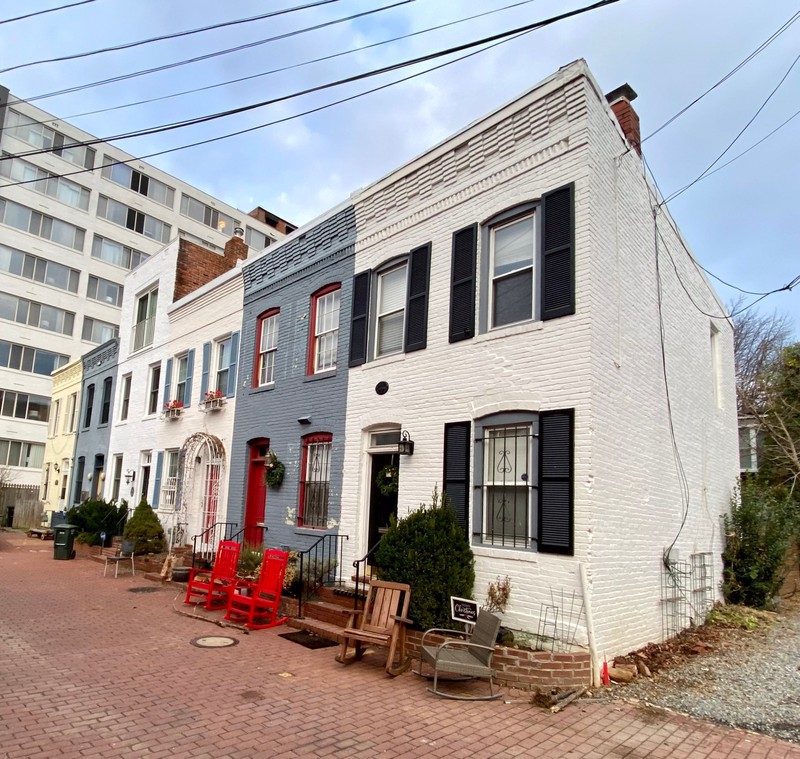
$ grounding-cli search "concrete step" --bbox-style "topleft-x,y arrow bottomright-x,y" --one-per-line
287,617 -> 345,644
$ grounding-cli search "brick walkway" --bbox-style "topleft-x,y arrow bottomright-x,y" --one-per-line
1,530 -> 798,759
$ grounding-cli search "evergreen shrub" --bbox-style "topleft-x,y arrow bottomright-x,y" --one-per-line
123,497 -> 166,555
374,488 -> 475,630
66,498 -> 127,546
722,479 -> 797,608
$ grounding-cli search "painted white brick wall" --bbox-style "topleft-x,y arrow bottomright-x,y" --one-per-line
107,242 -> 244,541
340,61 -> 738,657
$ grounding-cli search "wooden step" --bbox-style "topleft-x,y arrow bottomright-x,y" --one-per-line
287,617 -> 345,644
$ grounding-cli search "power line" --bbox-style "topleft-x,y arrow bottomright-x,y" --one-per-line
0,0 -> 94,26
643,8 -> 800,143
0,0 -> 342,74
56,0 -> 542,124
5,0 -> 415,106
662,51 -> 800,205
0,0 -> 623,163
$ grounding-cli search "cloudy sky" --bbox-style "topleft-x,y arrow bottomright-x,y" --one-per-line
1,0 -> 798,334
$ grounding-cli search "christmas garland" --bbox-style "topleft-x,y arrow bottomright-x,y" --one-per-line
375,464 -> 399,496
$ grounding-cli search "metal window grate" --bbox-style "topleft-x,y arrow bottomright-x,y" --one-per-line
301,442 -> 330,528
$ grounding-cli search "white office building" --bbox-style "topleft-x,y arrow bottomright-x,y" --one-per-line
0,85 -> 293,488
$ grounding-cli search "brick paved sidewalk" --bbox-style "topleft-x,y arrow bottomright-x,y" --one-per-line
1,529 -> 798,759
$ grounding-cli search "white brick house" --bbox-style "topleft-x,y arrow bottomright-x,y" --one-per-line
106,235 -> 247,548
339,60 -> 738,659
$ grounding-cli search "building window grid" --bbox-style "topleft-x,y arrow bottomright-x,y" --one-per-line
82,317 -> 119,344
0,339 -> 68,376
257,312 -> 278,386
0,244 -> 80,294
0,291 -> 75,336
0,438 -> 45,469
482,425 -> 534,547
299,436 -> 332,529
5,110 -> 95,170
91,235 -> 149,271
180,193 -> 238,236
97,195 -> 171,243
87,275 -> 124,307
101,156 -> 175,208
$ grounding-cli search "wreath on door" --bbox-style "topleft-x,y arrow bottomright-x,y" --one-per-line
264,450 -> 285,489
375,464 -> 399,496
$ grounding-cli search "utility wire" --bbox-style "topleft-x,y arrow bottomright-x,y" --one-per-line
0,0 -> 344,73
4,0 -> 415,106
56,0 -> 542,123
662,51 -> 800,205
0,0 -> 94,26
0,25 -> 538,192
643,8 -> 800,143
0,0 -> 623,163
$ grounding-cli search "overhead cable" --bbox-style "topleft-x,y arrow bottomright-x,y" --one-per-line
0,0 -> 94,26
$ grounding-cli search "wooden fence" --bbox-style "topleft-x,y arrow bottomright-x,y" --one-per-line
0,485 -> 44,529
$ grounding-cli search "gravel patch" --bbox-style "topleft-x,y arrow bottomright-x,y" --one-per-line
606,599 -> 800,743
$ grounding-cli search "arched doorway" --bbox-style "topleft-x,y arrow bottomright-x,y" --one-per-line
175,433 -> 226,547
243,438 -> 269,546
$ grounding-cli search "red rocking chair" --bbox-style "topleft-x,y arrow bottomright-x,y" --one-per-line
184,540 -> 241,610
225,549 -> 289,630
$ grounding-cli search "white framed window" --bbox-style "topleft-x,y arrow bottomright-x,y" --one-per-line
0,198 -> 85,250
180,193 -> 238,236
0,153 -> 91,210
5,110 -> 95,169
147,364 -> 161,415
132,288 -> 158,351
161,450 -> 179,508
215,337 -> 232,393
50,399 -> 61,435
97,196 -> 171,243
91,235 -> 149,270
489,213 -> 536,328
0,438 -> 45,468
0,291 -> 75,335
82,317 -> 119,344
0,244 -> 80,293
375,263 -> 407,358
0,389 -> 50,424
101,157 -> 175,208
110,455 -> 123,502
0,339 -> 68,376
174,354 -> 189,405
87,276 -> 123,307
310,286 -> 340,374
245,226 -> 270,252
66,392 -> 78,432
119,374 -> 131,421
257,311 -> 278,386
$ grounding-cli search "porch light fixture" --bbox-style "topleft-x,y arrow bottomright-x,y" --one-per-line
124,469 -> 135,485
397,430 -> 415,456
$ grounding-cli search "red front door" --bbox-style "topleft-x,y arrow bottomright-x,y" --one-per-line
244,440 -> 269,546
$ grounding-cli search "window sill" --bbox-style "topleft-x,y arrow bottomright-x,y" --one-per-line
471,544 -> 539,561
356,351 -> 406,371
475,319 -> 544,345
249,383 -> 275,395
294,526 -> 329,535
303,369 -> 337,383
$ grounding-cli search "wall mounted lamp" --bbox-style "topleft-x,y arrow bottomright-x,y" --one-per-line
297,416 -> 312,425
53,463 -> 60,473
397,430 -> 415,456
124,469 -> 135,485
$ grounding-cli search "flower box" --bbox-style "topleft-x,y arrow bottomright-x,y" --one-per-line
165,407 -> 182,420
202,397 -> 226,412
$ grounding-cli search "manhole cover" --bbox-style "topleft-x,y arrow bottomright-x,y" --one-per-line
128,587 -> 161,593
191,635 -> 239,648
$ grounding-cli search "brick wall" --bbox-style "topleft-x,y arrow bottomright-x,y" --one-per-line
173,235 -> 248,303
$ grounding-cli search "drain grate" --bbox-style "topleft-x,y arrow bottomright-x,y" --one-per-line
128,587 -> 161,593
191,635 -> 239,648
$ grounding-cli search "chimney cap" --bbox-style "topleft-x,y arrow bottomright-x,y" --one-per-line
605,83 -> 638,105
233,226 -> 244,237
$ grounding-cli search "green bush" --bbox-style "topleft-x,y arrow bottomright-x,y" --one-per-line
374,488 -> 475,630
123,497 -> 166,555
66,498 -> 126,546
722,479 -> 797,608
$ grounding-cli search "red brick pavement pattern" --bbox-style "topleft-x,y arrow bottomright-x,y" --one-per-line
1,530 -> 798,759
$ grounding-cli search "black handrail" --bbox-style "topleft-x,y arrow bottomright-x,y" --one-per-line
353,538 -> 383,611
191,521 -> 239,568
295,533 -> 349,619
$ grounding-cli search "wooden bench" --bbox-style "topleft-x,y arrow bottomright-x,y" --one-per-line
335,580 -> 412,676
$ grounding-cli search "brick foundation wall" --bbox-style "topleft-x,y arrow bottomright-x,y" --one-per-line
405,629 -> 591,690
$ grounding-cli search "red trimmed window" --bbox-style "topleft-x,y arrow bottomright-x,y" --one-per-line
298,432 -> 332,528
307,283 -> 341,375
254,308 -> 279,387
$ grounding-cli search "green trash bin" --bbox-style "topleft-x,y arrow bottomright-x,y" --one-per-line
53,524 -> 78,560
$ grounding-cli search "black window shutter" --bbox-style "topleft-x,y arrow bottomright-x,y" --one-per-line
443,421 -> 471,538
348,270 -> 371,367
404,243 -> 431,353
538,409 -> 574,555
449,224 -> 477,343
541,183 -> 575,321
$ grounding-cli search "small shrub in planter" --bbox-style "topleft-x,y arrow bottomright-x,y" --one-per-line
123,497 -> 166,555
374,488 -> 475,631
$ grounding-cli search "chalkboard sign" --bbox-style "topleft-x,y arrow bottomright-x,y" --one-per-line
450,596 -> 479,626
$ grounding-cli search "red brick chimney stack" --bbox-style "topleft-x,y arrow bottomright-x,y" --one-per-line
224,226 -> 248,265
605,84 -> 641,157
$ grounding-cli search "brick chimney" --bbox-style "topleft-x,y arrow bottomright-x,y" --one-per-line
173,229 -> 249,302
605,84 -> 641,157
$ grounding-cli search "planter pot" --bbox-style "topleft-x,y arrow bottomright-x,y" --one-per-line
171,567 -> 190,582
